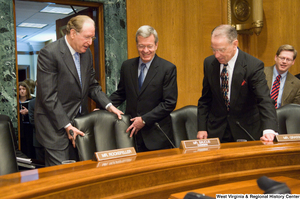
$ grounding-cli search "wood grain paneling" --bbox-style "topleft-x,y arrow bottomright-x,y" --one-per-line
127,0 -> 227,109
126,0 -> 300,109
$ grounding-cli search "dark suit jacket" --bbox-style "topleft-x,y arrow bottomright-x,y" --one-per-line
35,37 -> 111,150
198,49 -> 278,141
110,55 -> 178,150
264,66 -> 300,106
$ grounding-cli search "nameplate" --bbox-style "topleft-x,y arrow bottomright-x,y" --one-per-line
97,156 -> 136,167
94,147 -> 137,161
183,146 -> 220,154
275,134 -> 300,142
180,138 -> 220,149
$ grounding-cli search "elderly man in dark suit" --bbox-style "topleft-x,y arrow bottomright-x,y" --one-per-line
264,44 -> 300,108
35,15 -> 123,166
197,25 -> 278,143
110,25 -> 178,152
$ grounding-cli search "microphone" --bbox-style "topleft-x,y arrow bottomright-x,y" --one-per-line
236,121 -> 255,141
155,122 -> 176,148
257,176 -> 291,194
184,192 -> 215,199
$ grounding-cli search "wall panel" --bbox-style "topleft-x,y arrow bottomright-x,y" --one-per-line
126,0 -> 300,109
127,0 -> 225,109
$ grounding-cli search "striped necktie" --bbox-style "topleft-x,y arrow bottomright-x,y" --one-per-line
270,74 -> 281,108
221,64 -> 230,111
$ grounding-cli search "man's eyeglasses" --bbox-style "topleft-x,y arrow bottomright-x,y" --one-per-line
211,47 -> 227,53
76,31 -> 96,41
137,44 -> 155,50
277,56 -> 293,62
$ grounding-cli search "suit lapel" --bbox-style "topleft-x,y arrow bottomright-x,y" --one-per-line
60,38 -> 82,88
282,72 -> 294,104
265,66 -> 273,90
139,56 -> 158,95
211,59 -> 223,103
230,52 -> 247,108
129,58 -> 140,96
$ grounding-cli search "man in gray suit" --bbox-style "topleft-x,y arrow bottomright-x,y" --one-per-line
264,44 -> 300,108
35,15 -> 123,166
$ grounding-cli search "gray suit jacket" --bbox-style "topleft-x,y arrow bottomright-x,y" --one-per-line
35,37 -> 111,150
264,66 -> 300,106
198,49 -> 278,141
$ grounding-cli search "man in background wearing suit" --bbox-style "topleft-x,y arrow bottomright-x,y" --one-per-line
35,15 -> 123,166
264,44 -> 300,108
110,25 -> 178,152
197,25 -> 278,143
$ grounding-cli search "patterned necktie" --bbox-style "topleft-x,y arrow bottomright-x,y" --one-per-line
138,63 -> 146,91
74,52 -> 82,86
74,52 -> 82,113
221,64 -> 230,111
270,74 -> 281,108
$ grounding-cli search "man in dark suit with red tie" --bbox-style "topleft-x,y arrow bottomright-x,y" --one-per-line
197,25 -> 278,143
110,25 -> 178,152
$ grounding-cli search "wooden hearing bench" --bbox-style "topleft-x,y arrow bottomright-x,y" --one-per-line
0,141 -> 300,199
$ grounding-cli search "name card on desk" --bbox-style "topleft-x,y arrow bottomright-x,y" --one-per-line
180,138 -> 220,150
93,147 -> 137,161
276,134 -> 300,142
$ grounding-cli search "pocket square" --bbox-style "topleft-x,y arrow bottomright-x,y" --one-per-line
241,80 -> 247,86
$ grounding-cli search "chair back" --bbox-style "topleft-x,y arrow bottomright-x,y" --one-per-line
0,118 -> 18,175
74,110 -> 134,161
170,105 -> 198,147
276,104 -> 300,134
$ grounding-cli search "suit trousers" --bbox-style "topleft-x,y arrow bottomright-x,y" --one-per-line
44,140 -> 79,166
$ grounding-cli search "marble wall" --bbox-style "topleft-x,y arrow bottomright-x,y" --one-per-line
0,0 -> 127,131
0,0 -> 18,128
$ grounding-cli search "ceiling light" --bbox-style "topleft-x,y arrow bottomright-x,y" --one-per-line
17,35 -> 27,39
40,6 -> 75,15
18,23 -> 48,29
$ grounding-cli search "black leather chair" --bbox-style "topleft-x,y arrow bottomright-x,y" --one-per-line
276,104 -> 300,134
74,110 -> 134,161
0,116 -> 18,176
170,105 -> 198,147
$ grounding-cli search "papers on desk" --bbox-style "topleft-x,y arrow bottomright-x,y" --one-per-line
16,157 -> 36,169
17,157 -> 32,164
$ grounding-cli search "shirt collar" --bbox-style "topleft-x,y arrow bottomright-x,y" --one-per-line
139,55 -> 155,69
273,65 -> 288,78
65,35 -> 77,56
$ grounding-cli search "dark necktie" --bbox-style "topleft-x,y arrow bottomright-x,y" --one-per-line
138,63 -> 146,91
270,74 -> 281,108
221,64 -> 230,111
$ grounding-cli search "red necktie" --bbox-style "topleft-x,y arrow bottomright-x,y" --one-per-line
270,74 -> 281,108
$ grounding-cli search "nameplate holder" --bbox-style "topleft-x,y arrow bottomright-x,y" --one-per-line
275,134 -> 300,142
93,147 -> 137,161
180,138 -> 220,150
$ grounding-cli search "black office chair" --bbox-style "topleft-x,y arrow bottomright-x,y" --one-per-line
74,110 -> 134,161
276,104 -> 300,134
170,105 -> 198,147
0,118 -> 18,175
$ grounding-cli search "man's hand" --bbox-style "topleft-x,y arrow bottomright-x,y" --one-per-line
65,125 -> 85,148
260,133 -> 275,142
107,105 -> 124,119
197,131 -> 208,139
126,117 -> 145,137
